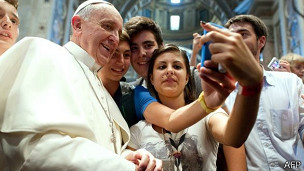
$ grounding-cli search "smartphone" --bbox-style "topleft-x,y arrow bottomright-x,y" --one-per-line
267,57 -> 280,70
201,22 -> 226,73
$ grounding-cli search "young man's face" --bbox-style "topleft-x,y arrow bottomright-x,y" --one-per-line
130,30 -> 159,79
99,40 -> 131,82
0,0 -> 19,54
228,22 -> 265,60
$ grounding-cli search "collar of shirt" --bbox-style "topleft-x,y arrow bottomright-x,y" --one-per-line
64,41 -> 101,72
263,70 -> 276,86
234,67 -> 275,89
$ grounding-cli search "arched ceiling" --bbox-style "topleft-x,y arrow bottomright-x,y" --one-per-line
108,0 -> 241,47
78,0 -> 276,47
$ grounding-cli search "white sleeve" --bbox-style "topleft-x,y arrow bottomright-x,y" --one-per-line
128,122 -> 143,149
297,77 -> 304,142
205,108 -> 228,132
0,37 -> 135,171
2,132 -> 135,171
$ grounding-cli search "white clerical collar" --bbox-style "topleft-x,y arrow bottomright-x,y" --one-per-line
64,41 -> 101,72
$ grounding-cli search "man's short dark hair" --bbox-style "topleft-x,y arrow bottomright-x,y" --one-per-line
124,16 -> 163,46
225,15 -> 268,52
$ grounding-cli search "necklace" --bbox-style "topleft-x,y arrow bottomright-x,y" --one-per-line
162,128 -> 187,171
72,56 -> 117,153
97,74 -> 117,151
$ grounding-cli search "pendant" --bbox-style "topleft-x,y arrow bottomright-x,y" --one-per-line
110,134 -> 115,143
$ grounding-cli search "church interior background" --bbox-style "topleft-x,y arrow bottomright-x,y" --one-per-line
17,0 -> 304,81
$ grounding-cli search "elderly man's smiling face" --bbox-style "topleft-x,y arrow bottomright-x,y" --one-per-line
75,4 -> 123,66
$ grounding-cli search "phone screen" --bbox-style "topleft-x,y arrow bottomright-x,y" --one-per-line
267,57 -> 280,70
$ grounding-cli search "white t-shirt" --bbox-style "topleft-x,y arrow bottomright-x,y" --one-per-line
129,108 -> 226,171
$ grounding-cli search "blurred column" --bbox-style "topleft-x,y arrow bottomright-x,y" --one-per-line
278,0 -> 288,55
18,0 -> 79,45
295,0 -> 304,56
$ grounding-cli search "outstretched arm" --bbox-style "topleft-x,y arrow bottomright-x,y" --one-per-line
207,88 -> 261,147
200,22 -> 263,147
221,108 -> 247,171
223,145 -> 247,171
135,86 -> 228,133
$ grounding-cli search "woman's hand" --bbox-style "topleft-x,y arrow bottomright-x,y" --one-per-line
197,62 -> 236,109
199,22 -> 263,87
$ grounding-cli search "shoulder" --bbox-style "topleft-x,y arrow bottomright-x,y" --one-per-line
12,37 -> 67,58
134,85 -> 155,100
0,37 -> 70,72
206,108 -> 228,127
130,120 -> 149,130
265,70 -> 302,85
133,85 -> 156,103
17,36 -> 54,44
134,85 -> 147,91
265,70 -> 297,78
2,37 -> 63,57
17,37 -> 63,51
207,108 -> 228,120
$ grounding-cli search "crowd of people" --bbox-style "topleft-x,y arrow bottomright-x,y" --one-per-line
0,0 -> 303,171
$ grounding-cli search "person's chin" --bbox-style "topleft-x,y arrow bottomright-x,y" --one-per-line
110,74 -> 122,82
137,70 -> 147,78
139,66 -> 148,74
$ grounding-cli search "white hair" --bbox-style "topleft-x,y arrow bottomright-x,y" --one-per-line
74,0 -> 112,21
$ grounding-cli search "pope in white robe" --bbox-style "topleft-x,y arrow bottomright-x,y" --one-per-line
0,0 -> 163,170
0,36 -> 137,170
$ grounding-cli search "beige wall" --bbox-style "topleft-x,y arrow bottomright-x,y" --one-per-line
18,0 -> 54,41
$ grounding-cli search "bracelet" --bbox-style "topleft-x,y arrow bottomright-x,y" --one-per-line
198,91 -> 219,114
238,79 -> 264,96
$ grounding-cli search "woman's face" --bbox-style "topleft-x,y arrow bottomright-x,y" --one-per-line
150,51 -> 189,99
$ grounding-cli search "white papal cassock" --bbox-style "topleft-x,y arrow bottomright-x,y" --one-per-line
0,37 -> 135,171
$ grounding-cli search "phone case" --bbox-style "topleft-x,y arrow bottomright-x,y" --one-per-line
201,23 -> 226,73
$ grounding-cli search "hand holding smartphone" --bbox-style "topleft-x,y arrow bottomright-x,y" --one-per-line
201,22 -> 226,73
267,57 -> 280,70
